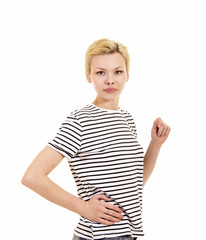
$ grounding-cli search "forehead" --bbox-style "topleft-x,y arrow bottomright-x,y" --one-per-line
90,52 -> 126,69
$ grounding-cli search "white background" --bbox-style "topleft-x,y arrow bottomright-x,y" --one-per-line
1,0 -> 205,239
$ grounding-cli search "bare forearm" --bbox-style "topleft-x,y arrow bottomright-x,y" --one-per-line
21,146 -> 125,226
143,140 -> 162,186
22,174 -> 85,216
143,118 -> 171,186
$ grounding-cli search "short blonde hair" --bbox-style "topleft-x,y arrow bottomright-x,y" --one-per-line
85,38 -> 130,75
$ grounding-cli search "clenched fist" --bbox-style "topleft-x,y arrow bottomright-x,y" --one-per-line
151,118 -> 171,145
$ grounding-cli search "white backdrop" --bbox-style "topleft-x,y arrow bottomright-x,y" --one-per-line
1,0 -> 205,239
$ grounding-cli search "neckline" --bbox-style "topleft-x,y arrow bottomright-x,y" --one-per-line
90,103 -> 121,113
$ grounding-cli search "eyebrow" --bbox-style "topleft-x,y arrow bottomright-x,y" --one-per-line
95,66 -> 124,70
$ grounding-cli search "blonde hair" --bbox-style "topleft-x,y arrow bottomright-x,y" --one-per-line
85,38 -> 130,75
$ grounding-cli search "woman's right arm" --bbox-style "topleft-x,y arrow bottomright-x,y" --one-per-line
21,146 -> 86,215
21,146 -> 123,225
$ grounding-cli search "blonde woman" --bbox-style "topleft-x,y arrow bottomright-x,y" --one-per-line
22,38 -> 171,240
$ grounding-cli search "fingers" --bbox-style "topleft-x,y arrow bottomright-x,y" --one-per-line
165,125 -> 171,139
103,203 -> 123,223
97,207 -> 123,225
100,196 -> 124,223
103,212 -> 122,224
158,123 -> 171,138
94,194 -> 123,214
94,194 -> 110,202
154,118 -> 170,137
104,202 -> 123,214
105,209 -> 123,222
161,125 -> 171,137
98,218 -> 115,225
87,194 -> 124,225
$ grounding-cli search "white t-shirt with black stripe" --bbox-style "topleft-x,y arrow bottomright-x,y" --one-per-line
48,104 -> 144,239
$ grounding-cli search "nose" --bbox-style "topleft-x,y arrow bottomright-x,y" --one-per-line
105,73 -> 114,85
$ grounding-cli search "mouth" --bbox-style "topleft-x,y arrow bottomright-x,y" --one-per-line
104,88 -> 117,93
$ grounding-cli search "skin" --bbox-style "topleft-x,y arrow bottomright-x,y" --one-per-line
21,52 -> 170,226
86,52 -> 129,110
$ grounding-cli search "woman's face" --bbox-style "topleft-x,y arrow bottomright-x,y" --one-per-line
87,52 -> 129,102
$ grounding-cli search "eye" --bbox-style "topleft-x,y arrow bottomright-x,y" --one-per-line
115,70 -> 123,74
96,71 -> 105,75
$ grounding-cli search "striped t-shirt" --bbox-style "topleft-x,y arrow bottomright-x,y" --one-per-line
48,103 -> 144,239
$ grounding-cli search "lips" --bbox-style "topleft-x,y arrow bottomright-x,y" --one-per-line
104,88 -> 117,93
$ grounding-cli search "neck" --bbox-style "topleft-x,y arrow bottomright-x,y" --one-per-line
92,97 -> 119,111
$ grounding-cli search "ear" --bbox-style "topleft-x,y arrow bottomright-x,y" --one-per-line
126,73 -> 129,82
86,71 -> 92,83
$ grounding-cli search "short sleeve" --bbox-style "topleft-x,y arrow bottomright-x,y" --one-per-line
48,113 -> 82,159
123,111 -> 138,139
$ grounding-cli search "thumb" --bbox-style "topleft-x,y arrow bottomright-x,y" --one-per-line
152,118 -> 161,135
152,119 -> 158,132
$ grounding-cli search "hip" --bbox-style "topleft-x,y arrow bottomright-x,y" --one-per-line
72,235 -> 137,240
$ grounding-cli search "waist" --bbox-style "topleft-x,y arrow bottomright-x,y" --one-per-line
73,234 -> 137,240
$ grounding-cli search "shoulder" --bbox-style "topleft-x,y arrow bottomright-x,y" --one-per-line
69,104 -> 96,119
120,108 -> 135,120
121,108 -> 138,135
63,104 -> 97,126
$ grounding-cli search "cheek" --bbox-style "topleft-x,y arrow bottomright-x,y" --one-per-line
92,76 -> 105,85
91,78 -> 104,90
117,76 -> 127,86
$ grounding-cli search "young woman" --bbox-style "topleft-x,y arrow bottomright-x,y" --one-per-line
22,38 -> 171,240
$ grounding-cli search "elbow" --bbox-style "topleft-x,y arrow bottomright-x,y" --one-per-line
21,172 -> 33,188
21,169 -> 47,191
21,171 -> 40,189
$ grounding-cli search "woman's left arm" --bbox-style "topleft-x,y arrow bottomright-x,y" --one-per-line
143,118 -> 171,187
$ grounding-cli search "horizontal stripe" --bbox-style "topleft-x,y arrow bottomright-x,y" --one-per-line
48,103 -> 144,239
